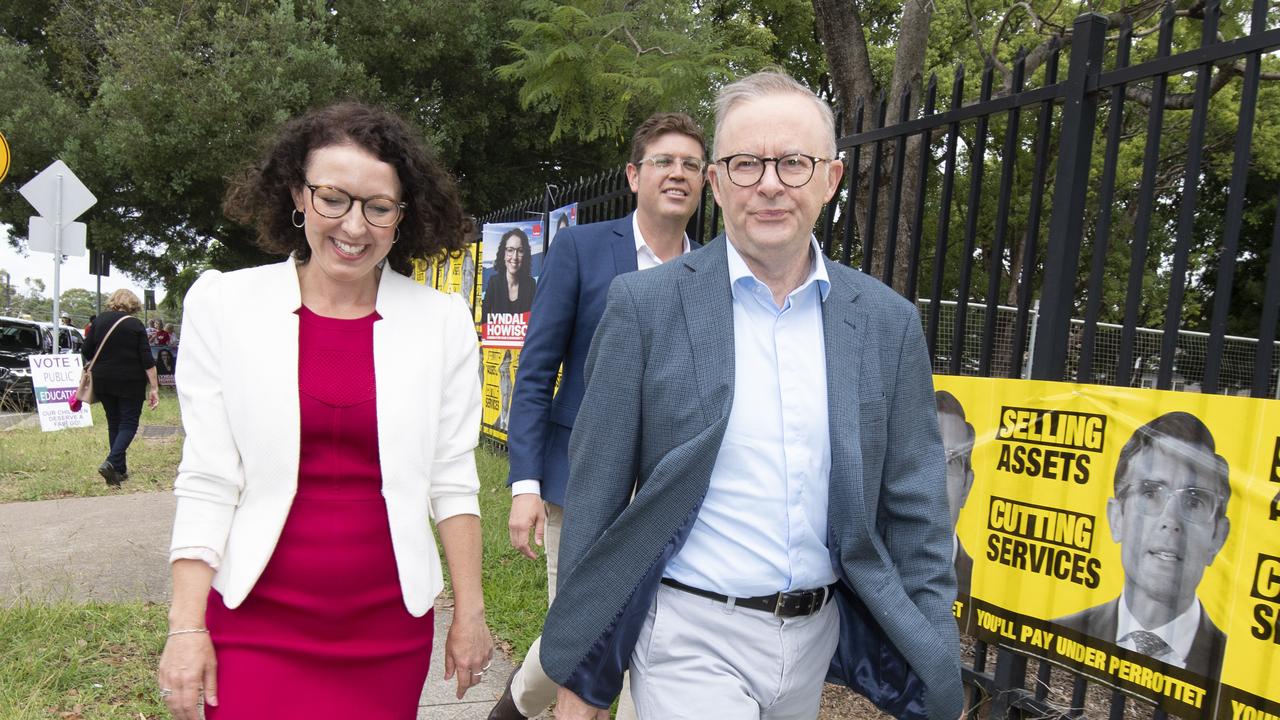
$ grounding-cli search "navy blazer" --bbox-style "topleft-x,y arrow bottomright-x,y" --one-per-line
505,214 -> 637,506
541,237 -> 964,719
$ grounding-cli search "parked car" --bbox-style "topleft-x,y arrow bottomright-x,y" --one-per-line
0,316 -> 47,410
36,321 -> 85,353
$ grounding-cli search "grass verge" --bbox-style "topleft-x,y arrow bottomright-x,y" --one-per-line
0,388 -> 183,503
0,601 -> 168,719
0,442 -> 544,718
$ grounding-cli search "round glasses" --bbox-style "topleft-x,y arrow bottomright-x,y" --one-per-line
716,153 -> 832,188
1123,479 -> 1222,525
305,182 -> 406,228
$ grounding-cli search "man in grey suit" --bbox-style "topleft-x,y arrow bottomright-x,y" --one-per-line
542,70 -> 964,719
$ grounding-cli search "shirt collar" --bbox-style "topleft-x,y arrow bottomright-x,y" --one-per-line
725,235 -> 830,302
1116,591 -> 1202,665
632,212 -> 691,260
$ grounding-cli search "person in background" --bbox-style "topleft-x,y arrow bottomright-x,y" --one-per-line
157,101 -> 492,719
81,290 -> 160,486
153,323 -> 173,346
147,318 -> 163,344
84,315 -> 96,338
489,112 -> 706,720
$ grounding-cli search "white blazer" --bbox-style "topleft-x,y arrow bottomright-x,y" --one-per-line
169,258 -> 481,616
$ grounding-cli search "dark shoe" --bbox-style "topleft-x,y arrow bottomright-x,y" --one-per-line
98,461 -> 124,487
487,663 -> 528,720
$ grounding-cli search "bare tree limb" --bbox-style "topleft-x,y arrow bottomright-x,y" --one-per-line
1126,58 -> 1278,109
597,25 -> 675,56
964,0 -> 1006,77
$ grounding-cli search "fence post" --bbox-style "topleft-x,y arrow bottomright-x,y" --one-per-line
542,184 -> 555,251
1030,13 -> 1107,382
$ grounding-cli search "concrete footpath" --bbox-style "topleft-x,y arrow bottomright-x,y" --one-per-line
0,491 -> 518,719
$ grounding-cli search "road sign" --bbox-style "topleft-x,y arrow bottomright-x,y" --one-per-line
28,216 -> 88,256
89,247 -> 110,277
19,160 -> 97,222
0,131 -> 9,184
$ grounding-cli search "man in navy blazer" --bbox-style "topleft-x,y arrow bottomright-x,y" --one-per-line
490,113 -> 707,720
544,71 -> 963,719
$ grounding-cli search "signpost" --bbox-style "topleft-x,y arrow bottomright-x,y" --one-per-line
18,160 -> 97,351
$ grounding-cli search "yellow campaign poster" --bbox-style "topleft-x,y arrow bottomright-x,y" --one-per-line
934,377 -> 1279,718
437,243 -> 479,315
481,345 -> 520,442
411,257 -> 433,286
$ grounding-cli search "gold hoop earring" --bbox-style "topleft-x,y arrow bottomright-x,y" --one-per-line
291,209 -> 305,228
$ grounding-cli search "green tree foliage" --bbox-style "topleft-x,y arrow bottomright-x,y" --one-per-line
0,0 -> 615,289
496,0 -> 819,141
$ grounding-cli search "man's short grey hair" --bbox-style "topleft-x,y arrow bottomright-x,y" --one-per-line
713,70 -> 837,158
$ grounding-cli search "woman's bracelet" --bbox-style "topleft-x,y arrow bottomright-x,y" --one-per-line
167,628 -> 209,638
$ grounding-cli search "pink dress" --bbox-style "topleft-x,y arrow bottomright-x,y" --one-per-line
205,306 -> 434,718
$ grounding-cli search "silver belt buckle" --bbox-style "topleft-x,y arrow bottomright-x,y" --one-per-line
772,591 -> 789,617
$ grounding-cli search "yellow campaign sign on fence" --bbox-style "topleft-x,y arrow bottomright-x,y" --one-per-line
935,376 -> 1279,718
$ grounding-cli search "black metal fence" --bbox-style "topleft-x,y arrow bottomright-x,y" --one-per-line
474,3 -> 1279,717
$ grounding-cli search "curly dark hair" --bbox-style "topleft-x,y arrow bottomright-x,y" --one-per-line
223,102 -> 467,275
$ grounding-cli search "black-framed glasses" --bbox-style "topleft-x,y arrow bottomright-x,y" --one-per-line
304,182 -> 406,228
716,153 -> 832,188
1122,479 -> 1222,525
637,155 -> 707,175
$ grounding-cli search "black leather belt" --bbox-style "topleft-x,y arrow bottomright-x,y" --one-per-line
660,578 -> 834,618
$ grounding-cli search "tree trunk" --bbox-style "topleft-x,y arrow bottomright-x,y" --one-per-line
810,0 -> 875,121
879,0 -> 934,293
813,0 -> 933,292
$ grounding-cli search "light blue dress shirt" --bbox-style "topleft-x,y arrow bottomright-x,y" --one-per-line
664,237 -> 839,597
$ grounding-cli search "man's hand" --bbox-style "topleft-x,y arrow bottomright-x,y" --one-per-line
508,493 -> 546,560
554,686 -> 610,719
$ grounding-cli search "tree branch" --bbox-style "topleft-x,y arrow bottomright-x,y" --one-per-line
964,0 -> 1005,77
1126,58 -> 1279,109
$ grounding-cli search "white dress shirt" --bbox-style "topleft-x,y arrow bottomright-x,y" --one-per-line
663,237 -> 838,597
511,212 -> 690,498
1115,592 -> 1202,668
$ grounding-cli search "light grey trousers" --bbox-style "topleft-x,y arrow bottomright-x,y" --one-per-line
629,583 -> 840,719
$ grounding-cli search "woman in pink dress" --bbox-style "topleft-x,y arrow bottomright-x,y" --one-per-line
157,102 -> 492,719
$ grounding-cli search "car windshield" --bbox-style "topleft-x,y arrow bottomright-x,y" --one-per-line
0,321 -> 43,351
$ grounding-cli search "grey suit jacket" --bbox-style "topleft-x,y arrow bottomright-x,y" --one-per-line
541,236 -> 963,719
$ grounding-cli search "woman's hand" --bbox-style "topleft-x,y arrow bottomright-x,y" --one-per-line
148,386 -> 160,410
443,608 -> 493,699
157,632 -> 218,720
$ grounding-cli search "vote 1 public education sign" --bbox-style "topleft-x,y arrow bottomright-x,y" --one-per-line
28,354 -> 93,431
936,376 -> 1279,719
